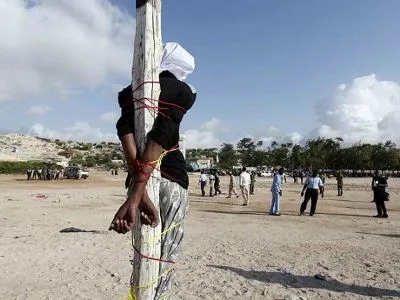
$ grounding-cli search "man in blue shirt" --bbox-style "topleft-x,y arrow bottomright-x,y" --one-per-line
270,168 -> 284,216
299,170 -> 324,216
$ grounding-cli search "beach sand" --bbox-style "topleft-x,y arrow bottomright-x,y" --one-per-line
0,172 -> 399,300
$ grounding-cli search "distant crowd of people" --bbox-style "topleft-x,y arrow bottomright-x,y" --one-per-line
26,168 -> 64,181
198,168 -> 257,203
198,168 -> 390,219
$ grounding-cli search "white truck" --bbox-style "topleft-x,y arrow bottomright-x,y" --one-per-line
64,166 -> 89,179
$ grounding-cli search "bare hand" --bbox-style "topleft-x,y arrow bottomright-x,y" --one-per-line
138,191 -> 159,227
109,200 -> 138,234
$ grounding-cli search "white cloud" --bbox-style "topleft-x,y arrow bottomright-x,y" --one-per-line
282,132 -> 302,145
200,117 -> 227,132
0,0 -> 134,101
314,74 -> 400,144
26,105 -> 53,115
28,122 -> 118,142
100,111 -> 118,123
184,118 -> 225,148
267,126 -> 280,134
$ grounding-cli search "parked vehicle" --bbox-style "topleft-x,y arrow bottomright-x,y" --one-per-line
259,171 -> 273,177
64,166 -> 89,179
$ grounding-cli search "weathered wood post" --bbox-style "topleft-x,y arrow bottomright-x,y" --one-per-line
131,0 -> 162,299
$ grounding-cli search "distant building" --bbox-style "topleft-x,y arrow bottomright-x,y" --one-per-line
190,158 -> 214,171
179,135 -> 186,159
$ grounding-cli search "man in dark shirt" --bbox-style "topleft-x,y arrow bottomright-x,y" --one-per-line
336,171 -> 343,196
372,171 -> 388,218
109,42 -> 196,298
214,170 -> 221,196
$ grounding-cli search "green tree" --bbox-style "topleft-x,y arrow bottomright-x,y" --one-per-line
236,138 -> 256,166
291,144 -> 304,169
218,143 -> 237,170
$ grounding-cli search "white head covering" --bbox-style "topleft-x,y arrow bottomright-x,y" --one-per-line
160,42 -> 195,82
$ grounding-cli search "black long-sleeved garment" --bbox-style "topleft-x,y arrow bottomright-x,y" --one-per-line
116,71 -> 196,189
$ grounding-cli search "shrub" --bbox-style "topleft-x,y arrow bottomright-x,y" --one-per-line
0,161 -> 60,174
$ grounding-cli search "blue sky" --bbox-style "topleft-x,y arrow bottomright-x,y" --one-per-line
1,0 -> 400,148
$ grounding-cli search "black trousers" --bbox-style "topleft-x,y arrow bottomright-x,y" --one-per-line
337,184 -> 343,196
200,181 -> 206,196
374,193 -> 387,216
214,184 -> 221,195
300,188 -> 319,215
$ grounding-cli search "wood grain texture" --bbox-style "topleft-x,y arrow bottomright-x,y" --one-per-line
130,0 -> 162,299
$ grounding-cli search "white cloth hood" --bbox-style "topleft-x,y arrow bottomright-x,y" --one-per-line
160,42 -> 195,82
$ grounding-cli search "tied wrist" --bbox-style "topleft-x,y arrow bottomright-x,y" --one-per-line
133,160 -> 155,183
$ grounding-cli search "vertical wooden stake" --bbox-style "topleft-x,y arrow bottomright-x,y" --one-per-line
131,0 -> 162,299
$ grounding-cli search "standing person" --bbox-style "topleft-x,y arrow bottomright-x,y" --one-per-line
208,172 -> 215,197
371,171 -> 380,203
214,171 -> 222,196
372,171 -> 389,218
239,167 -> 251,206
26,168 -> 31,181
336,171 -> 343,196
320,172 -> 326,185
32,168 -> 38,180
226,171 -> 239,198
249,171 -> 256,194
293,171 -> 298,184
270,168 -> 283,216
299,170 -> 324,216
55,169 -> 60,180
198,170 -> 207,196
300,171 -> 304,185
109,42 -> 197,299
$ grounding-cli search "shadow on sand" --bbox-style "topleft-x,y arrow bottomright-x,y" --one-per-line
207,265 -> 400,297
199,209 -> 267,216
189,192 -> 230,198
316,212 -> 372,218
356,232 -> 400,239
190,199 -> 236,206
325,198 -> 368,203
199,209 -> 374,219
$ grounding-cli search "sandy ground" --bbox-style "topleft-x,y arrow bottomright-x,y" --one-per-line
0,171 -> 399,300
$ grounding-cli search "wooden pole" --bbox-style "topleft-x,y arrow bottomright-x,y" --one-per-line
131,0 -> 162,299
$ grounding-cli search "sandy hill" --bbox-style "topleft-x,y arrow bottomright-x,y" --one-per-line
0,134 -> 67,163
0,134 -> 121,166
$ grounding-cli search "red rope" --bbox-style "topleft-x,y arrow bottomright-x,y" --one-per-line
133,144 -> 181,183
132,245 -> 175,264
125,82 -> 184,265
123,81 -> 187,118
